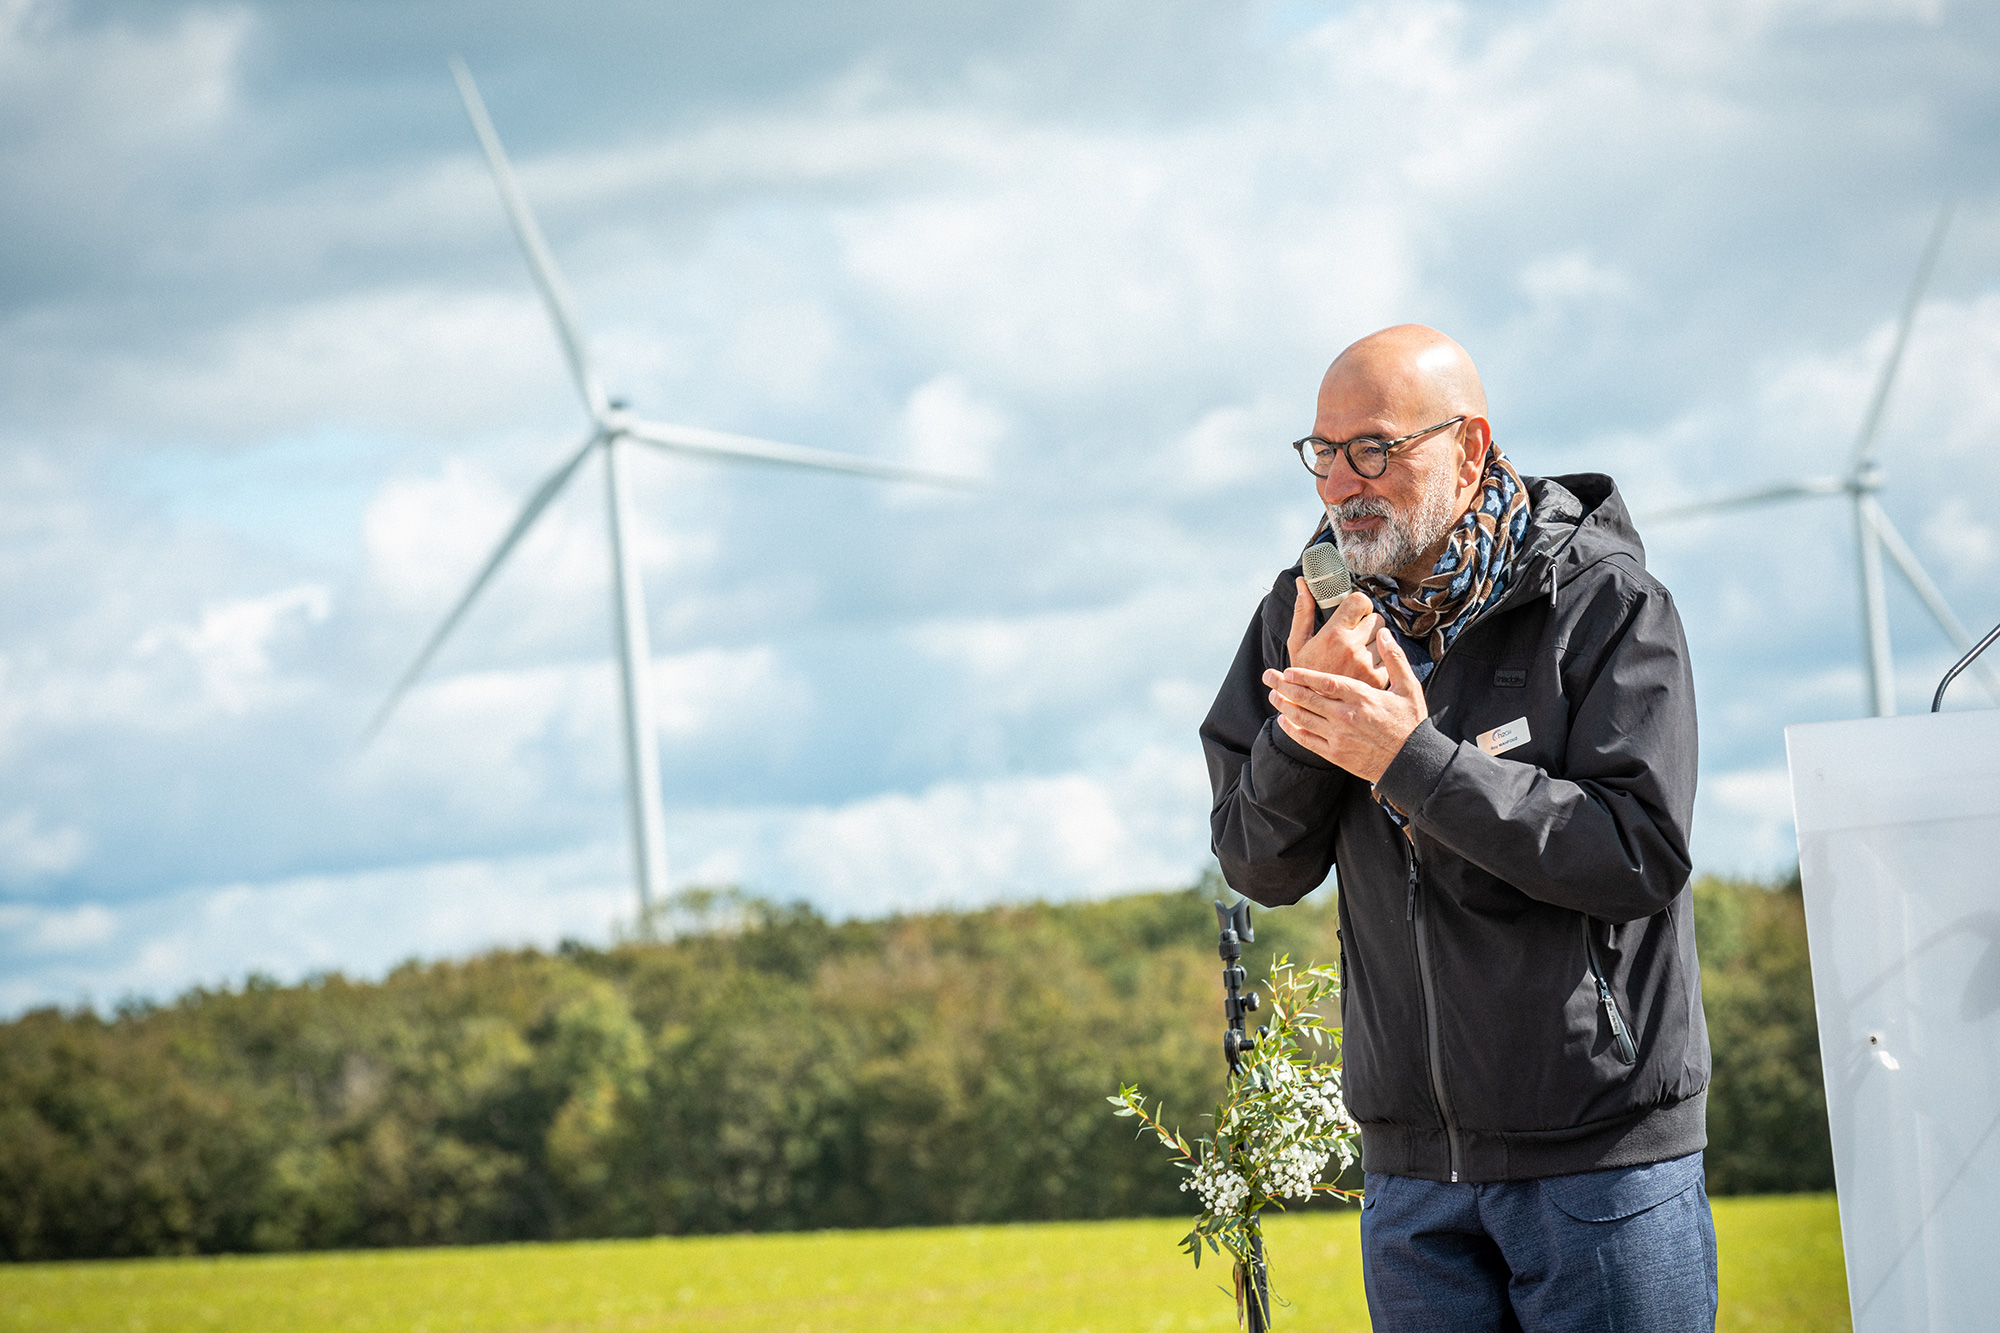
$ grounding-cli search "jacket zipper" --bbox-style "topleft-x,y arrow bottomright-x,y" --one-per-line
1581,917 -> 1638,1064
1381,537 -> 1566,1185
1406,839 -> 1463,1181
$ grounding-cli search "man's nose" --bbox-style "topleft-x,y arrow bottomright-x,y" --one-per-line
1318,464 -> 1364,507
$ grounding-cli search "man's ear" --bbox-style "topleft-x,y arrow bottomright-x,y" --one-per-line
1459,416 -> 1493,486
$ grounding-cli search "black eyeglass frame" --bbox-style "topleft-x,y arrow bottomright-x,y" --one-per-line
1291,415 -> 1467,479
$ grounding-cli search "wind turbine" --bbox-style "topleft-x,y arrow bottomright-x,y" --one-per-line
1645,202 -> 1997,716
364,58 -> 974,928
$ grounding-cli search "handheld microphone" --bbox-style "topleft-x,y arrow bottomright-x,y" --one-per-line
1301,540 -> 1352,610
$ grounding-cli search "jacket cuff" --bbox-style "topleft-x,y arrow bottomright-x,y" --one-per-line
1265,716 -> 1337,770
1375,718 -> 1457,813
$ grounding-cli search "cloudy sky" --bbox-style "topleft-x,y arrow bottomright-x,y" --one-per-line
4,0 -> 1997,1012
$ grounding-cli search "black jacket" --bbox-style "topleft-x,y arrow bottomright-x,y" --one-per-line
1201,474 -> 1710,1183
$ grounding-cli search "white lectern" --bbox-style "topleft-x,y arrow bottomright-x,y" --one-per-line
1787,710 -> 2000,1333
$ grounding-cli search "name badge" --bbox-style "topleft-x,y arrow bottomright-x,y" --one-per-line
1477,718 -> 1531,757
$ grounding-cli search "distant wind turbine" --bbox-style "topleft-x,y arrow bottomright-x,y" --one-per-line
1644,202 -> 1997,716
364,58 -> 975,927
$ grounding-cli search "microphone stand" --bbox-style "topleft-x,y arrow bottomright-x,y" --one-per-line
1216,898 -> 1272,1332
1933,617 -> 2000,712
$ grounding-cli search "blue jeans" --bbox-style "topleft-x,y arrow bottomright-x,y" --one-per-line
1359,1152 -> 1717,1332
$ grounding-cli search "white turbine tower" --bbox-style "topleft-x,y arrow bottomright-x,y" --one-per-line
364,59 -> 973,928
1646,202 -> 1997,716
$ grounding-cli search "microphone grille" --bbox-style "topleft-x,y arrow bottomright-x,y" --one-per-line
1301,541 -> 1352,609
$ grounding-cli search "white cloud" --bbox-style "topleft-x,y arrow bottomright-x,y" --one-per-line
133,584 -> 331,718
900,373 -> 1005,480
1923,498 -> 1998,575
650,645 -> 803,738
145,288 -> 578,444
350,661 -> 612,815
676,744 -> 1215,916
347,643 -> 806,833
1519,252 -> 1636,309
0,845 -> 633,1015
906,579 -> 1247,726
0,901 -> 117,957
0,582 -> 333,754
833,113 -> 1409,394
0,1 -> 248,191
1695,764 -> 1798,875
1175,400 -> 1294,493
0,807 -> 89,885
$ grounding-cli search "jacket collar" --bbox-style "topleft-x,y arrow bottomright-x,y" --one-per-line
1487,473 -> 1644,615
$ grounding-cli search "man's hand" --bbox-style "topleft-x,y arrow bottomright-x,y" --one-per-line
1262,627 -> 1428,783
1287,579 -> 1389,689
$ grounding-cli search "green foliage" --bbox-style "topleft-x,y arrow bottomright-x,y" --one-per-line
0,870 -> 1832,1260
1694,872 -> 1836,1195
0,881 -> 1338,1260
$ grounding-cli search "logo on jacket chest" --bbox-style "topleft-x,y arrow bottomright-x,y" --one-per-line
1494,667 -> 1527,688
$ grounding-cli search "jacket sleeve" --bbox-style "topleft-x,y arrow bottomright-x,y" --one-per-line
1374,569 -> 1697,924
1201,576 -> 1358,906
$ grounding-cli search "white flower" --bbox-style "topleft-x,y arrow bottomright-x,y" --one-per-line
1184,1156 -> 1253,1214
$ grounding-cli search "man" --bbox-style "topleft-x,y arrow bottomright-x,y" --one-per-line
1201,326 -> 1714,1331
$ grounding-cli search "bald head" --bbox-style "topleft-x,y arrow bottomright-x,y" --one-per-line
1319,324 -> 1487,430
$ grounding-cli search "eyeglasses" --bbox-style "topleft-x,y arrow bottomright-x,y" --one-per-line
1291,416 -> 1466,479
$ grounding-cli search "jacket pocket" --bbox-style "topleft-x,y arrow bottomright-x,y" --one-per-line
1541,1151 -> 1703,1222
1582,916 -> 1638,1065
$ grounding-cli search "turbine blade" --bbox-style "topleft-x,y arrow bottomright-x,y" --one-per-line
449,56 -> 610,422
1850,200 -> 1953,475
1640,477 -> 1844,525
1862,498 -> 2000,700
619,416 -> 982,488
361,433 -> 601,744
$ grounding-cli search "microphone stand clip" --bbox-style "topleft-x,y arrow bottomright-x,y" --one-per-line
1215,897 -> 1273,1332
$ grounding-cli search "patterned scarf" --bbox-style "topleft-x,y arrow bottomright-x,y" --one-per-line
1350,447 -> 1532,681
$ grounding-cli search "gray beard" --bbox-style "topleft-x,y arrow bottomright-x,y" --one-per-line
1331,483 -> 1460,580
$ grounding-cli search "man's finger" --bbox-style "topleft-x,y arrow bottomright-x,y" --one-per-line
1276,707 -> 1334,751
1281,665 -> 1370,700
1276,713 -> 1319,747
1379,627 -> 1424,702
1269,684 -> 1336,727
1288,578 -> 1315,661
1360,613 -> 1388,672
1330,590 -> 1376,634
1274,698 -> 1317,732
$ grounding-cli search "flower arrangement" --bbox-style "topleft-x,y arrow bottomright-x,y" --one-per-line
1110,956 -> 1361,1326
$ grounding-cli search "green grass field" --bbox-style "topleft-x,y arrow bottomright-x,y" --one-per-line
1,1194 -> 1846,1332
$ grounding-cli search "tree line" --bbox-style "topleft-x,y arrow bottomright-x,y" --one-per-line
0,873 -> 1830,1260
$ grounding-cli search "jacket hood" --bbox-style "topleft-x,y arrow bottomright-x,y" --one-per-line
1512,472 -> 1646,605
